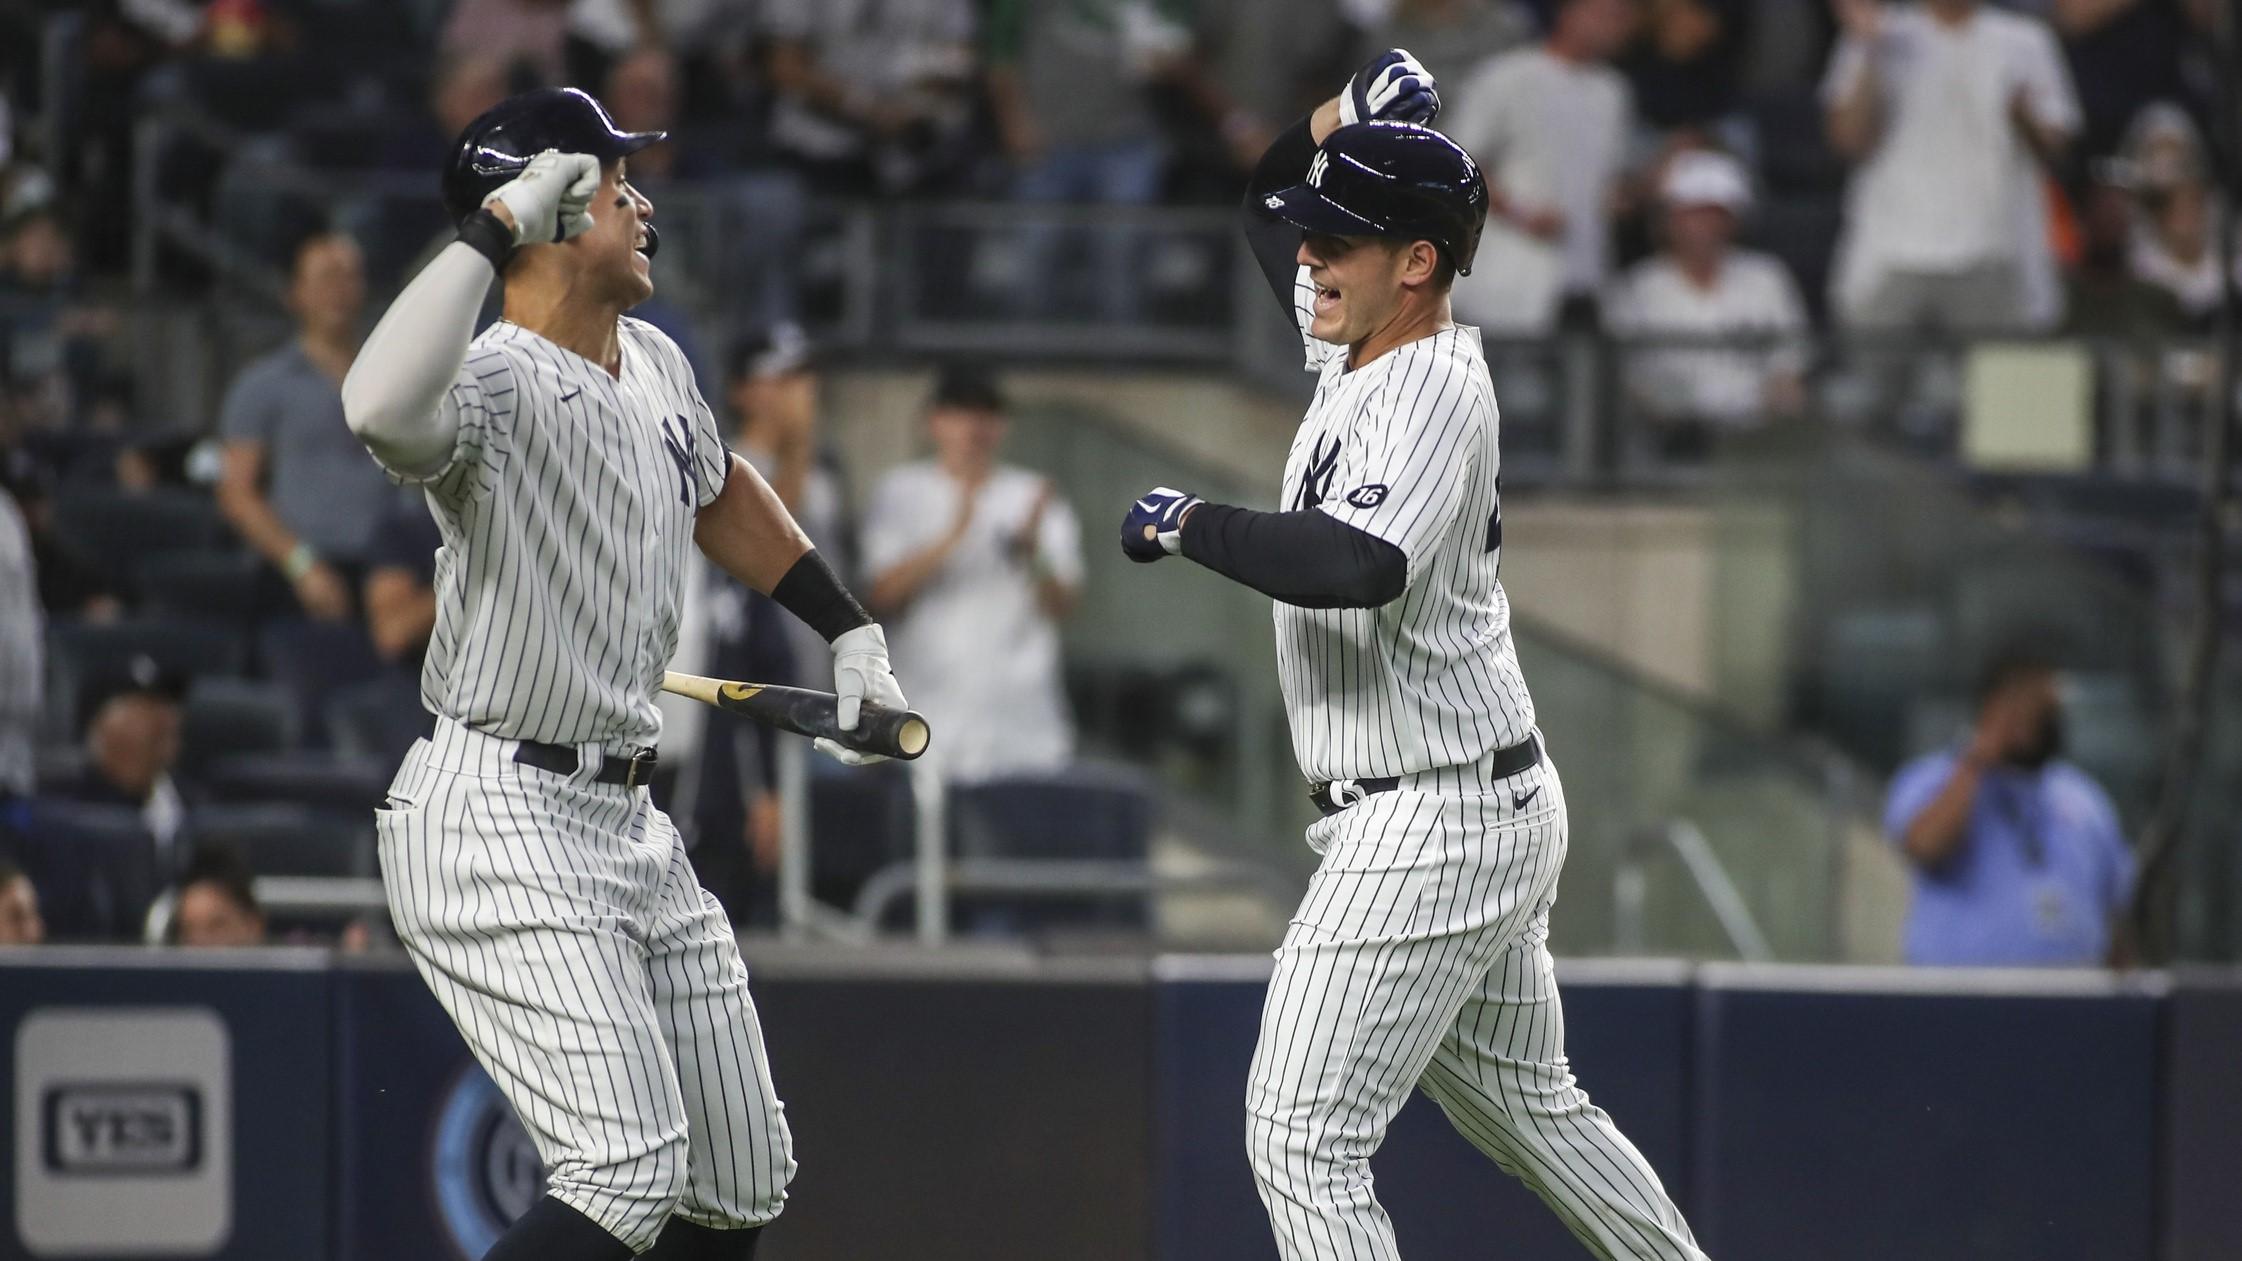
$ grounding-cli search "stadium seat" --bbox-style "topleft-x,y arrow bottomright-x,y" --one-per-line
180,677 -> 301,774
133,550 -> 263,623
184,803 -> 375,879
43,617 -> 251,740
947,764 -> 1156,933
201,751 -> 393,815
0,798 -> 160,941
809,762 -> 916,911
323,677 -> 429,765
259,619 -> 387,747
46,486 -> 230,587
2060,672 -> 2161,825
1814,606 -> 1945,770
1950,554 -> 2151,675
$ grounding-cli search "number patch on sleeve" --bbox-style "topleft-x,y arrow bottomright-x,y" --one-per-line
1344,484 -> 1389,509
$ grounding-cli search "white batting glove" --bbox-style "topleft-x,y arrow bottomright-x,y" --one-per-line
817,623 -> 908,768
483,149 -> 601,247
1338,48 -> 1440,127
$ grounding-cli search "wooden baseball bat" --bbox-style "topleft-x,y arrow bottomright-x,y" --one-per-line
660,672 -> 931,760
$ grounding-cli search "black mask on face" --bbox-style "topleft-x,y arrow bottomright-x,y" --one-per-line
2009,706 -> 2065,771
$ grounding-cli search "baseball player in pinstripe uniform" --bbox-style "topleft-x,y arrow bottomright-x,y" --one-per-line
1123,54 -> 1708,1260
342,89 -> 906,1261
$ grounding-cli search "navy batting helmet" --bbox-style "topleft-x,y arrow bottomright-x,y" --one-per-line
441,87 -> 666,226
1257,121 -> 1488,276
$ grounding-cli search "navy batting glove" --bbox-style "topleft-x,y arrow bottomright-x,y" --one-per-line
1122,487 -> 1202,563
1339,48 -> 1439,127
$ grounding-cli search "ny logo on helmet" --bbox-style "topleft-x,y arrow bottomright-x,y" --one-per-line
1307,150 -> 1330,188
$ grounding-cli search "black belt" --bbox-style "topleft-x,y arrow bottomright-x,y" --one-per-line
425,718 -> 657,788
1308,733 -> 1541,817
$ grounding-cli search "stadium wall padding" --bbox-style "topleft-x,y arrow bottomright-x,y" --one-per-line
0,951 -> 2214,1261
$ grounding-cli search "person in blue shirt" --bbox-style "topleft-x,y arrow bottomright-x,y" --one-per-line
1884,651 -> 2134,966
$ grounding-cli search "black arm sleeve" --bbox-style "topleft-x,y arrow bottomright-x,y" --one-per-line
1241,116 -> 1319,319
1179,503 -> 1408,610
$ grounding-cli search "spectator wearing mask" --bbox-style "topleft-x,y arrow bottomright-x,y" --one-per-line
0,858 -> 43,944
863,367 -> 1083,783
761,0 -> 982,196
1884,652 -> 2133,967
46,657 -> 190,871
217,232 -> 392,622
2120,101 -> 2232,330
173,846 -> 266,948
1446,0 -> 1639,334
1822,0 -> 2080,333
1607,149 -> 1809,455
2061,177 -> 2188,340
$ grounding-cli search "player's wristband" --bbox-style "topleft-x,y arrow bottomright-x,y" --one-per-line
455,209 -> 515,269
282,541 -> 319,581
771,548 -> 873,643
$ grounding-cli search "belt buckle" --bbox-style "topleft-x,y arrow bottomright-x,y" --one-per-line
625,750 -> 656,790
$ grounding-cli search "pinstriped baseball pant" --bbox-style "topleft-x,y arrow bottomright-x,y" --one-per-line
1247,754 -> 1705,1260
377,719 -> 796,1253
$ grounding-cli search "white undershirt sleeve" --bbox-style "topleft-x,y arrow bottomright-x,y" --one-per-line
341,241 -> 496,480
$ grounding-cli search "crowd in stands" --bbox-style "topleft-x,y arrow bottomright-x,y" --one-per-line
0,230 -> 1096,940
0,0 -> 2230,955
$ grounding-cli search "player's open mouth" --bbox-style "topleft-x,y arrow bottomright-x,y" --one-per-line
1314,285 -> 1341,316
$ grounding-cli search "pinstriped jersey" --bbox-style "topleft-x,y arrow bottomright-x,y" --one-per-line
1276,266 -> 1535,781
370,317 -> 729,749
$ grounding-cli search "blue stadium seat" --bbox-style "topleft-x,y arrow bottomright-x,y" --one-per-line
322,676 -> 428,765
202,751 -> 393,815
47,487 -> 230,586
133,550 -> 263,624
0,798 -> 160,941
809,762 -> 916,910
1815,606 -> 1945,770
181,678 -> 301,774
947,764 -> 1156,934
258,620 -> 386,749
184,803 -> 375,879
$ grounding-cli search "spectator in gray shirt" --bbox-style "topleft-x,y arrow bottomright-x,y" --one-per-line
215,232 -> 392,621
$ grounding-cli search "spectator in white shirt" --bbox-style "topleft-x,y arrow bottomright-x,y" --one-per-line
1822,0 -> 2080,333
1445,0 -> 1638,333
1608,150 -> 1809,455
862,368 -> 1084,783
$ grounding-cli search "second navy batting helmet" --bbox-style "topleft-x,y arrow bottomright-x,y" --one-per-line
441,87 -> 666,226
1257,121 -> 1488,275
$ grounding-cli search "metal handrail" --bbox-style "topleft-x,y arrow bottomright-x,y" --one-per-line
851,858 -> 1298,929
770,735 -> 1295,945
1613,819 -> 1775,962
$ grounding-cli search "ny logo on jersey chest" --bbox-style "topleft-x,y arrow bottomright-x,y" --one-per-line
658,415 -> 696,506
1292,434 -> 1341,511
